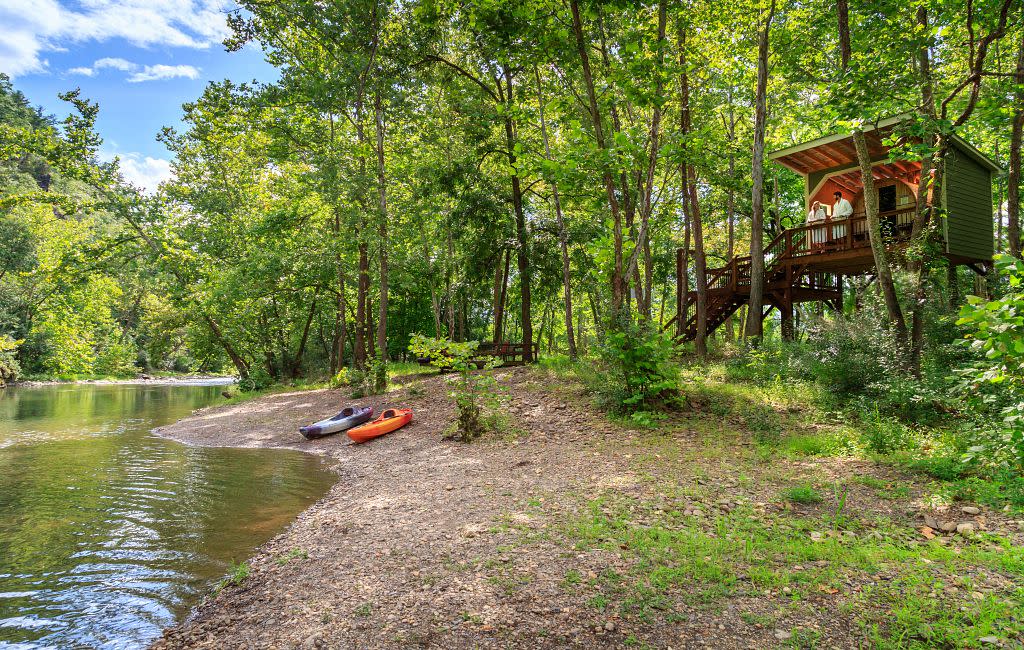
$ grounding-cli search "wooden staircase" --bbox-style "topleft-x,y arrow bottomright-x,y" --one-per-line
666,207 -> 918,341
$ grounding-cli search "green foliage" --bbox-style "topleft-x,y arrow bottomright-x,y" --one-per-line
409,334 -> 501,441
0,336 -> 22,386
860,409 -> 916,456
583,321 -> 681,415
780,484 -> 822,504
345,357 -> 389,398
739,402 -> 782,443
957,255 -> 1024,473
801,316 -> 905,396
217,561 -> 251,591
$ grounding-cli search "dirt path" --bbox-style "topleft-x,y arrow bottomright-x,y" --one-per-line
154,369 -> 653,649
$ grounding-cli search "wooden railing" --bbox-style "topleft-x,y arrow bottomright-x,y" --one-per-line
415,341 -> 539,368
693,206 -> 916,293
475,341 -> 539,366
674,206 -> 916,335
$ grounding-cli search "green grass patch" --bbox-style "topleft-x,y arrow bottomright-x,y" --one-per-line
552,489 -> 1024,646
781,484 -> 823,504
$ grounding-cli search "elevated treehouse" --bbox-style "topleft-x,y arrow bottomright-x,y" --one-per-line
668,117 -> 999,341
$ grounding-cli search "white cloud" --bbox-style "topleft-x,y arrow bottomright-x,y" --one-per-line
127,63 -> 200,82
103,151 -> 173,193
0,0 -> 232,77
93,57 -> 136,72
62,57 -> 200,82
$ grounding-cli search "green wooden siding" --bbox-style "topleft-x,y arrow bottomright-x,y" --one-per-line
943,143 -> 993,261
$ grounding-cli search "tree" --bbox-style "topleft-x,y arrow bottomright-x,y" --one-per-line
745,0 -> 776,342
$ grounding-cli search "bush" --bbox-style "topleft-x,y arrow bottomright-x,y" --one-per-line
957,254 -> 1024,473
0,336 -> 22,386
801,315 -> 905,396
905,454 -> 968,481
94,337 -> 138,376
725,341 -> 801,384
408,334 -> 501,441
860,409 -> 916,455
582,320 -> 681,414
342,357 -> 389,398
238,367 -> 274,392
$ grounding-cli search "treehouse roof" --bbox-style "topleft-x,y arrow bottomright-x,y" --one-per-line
768,115 -> 1001,177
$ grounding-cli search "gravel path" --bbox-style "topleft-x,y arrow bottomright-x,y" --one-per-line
153,369 -> 653,649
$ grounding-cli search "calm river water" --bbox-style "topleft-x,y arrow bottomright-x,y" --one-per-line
0,382 -> 336,649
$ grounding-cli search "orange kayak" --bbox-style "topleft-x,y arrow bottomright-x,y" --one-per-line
346,408 -> 413,443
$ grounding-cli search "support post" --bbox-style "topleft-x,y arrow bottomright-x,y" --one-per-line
675,248 -> 684,338
781,299 -> 794,341
781,263 -> 795,341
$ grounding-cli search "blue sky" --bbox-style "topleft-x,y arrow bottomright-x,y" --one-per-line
0,0 -> 279,191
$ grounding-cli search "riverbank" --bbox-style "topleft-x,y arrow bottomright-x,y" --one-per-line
12,374 -> 235,387
152,366 -> 1024,649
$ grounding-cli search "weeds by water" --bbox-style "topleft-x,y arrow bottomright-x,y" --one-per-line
216,561 -> 250,592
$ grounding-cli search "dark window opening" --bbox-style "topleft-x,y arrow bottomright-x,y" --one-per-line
878,185 -> 897,212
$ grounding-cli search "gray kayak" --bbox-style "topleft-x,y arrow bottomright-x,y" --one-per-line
299,406 -> 373,439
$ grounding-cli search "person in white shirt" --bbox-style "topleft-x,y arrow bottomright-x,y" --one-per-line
807,200 -> 827,248
832,191 -> 853,242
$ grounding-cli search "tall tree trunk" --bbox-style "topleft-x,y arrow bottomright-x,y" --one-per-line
679,24 -> 707,358
534,65 -> 577,359
745,0 -> 776,342
947,264 -> 960,310
292,295 -> 318,378
724,89 -> 737,340
331,204 -> 344,374
570,0 -> 626,313
338,272 -> 348,368
492,252 -> 504,342
838,0 -> 907,339
501,67 -> 533,361
446,223 -> 455,338
355,242 -> 369,368
374,91 -> 390,361
852,131 -> 907,335
623,0 -> 667,319
1009,30 -> 1024,258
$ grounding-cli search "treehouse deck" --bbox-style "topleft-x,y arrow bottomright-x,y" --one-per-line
666,208 -> 917,341
666,117 -> 998,342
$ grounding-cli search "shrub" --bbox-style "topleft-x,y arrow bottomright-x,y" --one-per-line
238,367 -> 274,392
408,334 -> 501,441
330,367 -> 351,389
582,320 -> 681,414
740,402 -> 782,443
957,254 -> 1024,473
94,337 -> 138,377
801,315 -> 905,396
860,409 -> 916,455
905,454 -> 968,481
342,357 -> 389,398
725,341 -> 801,384
0,336 -> 22,386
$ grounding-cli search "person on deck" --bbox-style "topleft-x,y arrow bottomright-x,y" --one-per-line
807,200 -> 827,249
832,191 -> 853,243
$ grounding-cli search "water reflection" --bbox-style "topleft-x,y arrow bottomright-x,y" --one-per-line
0,384 -> 335,649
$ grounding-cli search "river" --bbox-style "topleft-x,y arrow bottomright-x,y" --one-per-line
0,382 -> 336,649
